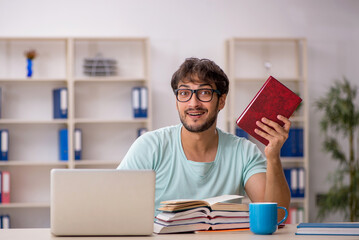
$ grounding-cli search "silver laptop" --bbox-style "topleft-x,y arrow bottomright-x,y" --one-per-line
50,169 -> 155,236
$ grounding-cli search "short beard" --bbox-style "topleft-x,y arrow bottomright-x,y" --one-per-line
181,112 -> 218,133
179,100 -> 220,133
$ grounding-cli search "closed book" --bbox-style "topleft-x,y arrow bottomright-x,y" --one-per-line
53,88 -> 68,119
59,129 -> 68,161
154,222 -> 249,234
0,129 -> 9,161
74,128 -> 82,160
236,76 -> 302,145
296,222 -> 359,236
235,127 -> 248,139
1,171 -> 10,203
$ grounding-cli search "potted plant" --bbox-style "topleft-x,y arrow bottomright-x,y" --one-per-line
315,77 -> 359,221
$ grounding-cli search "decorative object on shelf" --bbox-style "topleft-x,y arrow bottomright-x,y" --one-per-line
315,77 -> 359,222
83,54 -> 117,76
24,50 -> 37,78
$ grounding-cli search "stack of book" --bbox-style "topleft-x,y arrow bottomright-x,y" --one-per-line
154,195 -> 249,234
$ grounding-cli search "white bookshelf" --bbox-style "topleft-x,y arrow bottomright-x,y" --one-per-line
225,38 -> 309,223
0,37 -> 151,228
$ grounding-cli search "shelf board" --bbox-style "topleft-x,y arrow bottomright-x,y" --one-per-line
281,157 -> 305,164
74,77 -> 147,82
291,198 -> 305,204
0,119 -> 68,124
74,160 -> 120,166
0,78 -> 67,83
0,161 -> 68,167
74,118 -> 148,124
0,202 -> 50,208
234,77 -> 302,82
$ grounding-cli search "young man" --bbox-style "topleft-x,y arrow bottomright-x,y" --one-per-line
118,58 -> 290,217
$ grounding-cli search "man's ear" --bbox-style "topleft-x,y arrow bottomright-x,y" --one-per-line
218,94 -> 227,111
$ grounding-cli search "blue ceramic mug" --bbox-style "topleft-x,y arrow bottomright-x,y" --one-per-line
249,202 -> 288,235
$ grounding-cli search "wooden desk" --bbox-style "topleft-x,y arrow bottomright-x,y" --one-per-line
0,225 -> 358,240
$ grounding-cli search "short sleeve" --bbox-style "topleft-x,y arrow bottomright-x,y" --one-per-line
241,139 -> 267,186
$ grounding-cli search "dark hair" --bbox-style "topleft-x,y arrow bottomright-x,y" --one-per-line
171,58 -> 229,95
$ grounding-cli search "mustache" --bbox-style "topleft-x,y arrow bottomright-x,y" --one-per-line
185,108 -> 207,113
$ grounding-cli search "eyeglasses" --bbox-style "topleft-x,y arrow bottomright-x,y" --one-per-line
174,88 -> 221,102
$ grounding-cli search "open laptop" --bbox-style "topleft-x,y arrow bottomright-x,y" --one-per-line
50,169 -> 155,236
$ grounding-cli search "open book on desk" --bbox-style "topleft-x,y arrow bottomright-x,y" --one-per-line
236,76 -> 302,146
154,195 -> 249,234
158,194 -> 245,212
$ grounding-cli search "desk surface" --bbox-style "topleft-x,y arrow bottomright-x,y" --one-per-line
1,225 -> 358,240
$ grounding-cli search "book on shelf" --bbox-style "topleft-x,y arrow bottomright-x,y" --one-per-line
236,76 -> 302,146
53,88 -> 68,119
0,214 -> 11,228
137,128 -> 148,137
74,128 -> 82,160
296,222 -> 359,236
154,195 -> 249,234
0,129 -> 9,161
0,171 -> 10,204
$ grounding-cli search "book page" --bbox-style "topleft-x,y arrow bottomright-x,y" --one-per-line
203,195 -> 243,206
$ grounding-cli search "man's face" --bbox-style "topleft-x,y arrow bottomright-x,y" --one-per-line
175,79 -> 226,133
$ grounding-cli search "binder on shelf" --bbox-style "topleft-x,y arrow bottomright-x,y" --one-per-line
59,129 -> 68,161
0,215 -> 10,229
298,168 -> 305,198
132,87 -> 141,118
137,128 -> 148,137
0,172 -> 2,203
284,168 -> 305,198
280,128 -> 303,157
53,88 -> 68,119
132,87 -> 148,118
235,127 -> 249,139
0,88 -> 2,119
1,171 -> 10,204
0,129 -> 9,161
140,87 -> 148,118
74,128 -> 82,160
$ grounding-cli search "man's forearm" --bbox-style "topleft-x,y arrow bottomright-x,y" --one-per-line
265,157 -> 291,219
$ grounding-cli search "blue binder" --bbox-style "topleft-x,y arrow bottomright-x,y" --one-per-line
281,128 -> 303,157
0,88 -> 2,119
132,87 -> 148,118
59,129 -> 68,161
74,128 -> 82,160
53,88 -> 68,119
0,171 -> 2,203
0,214 -> 10,229
0,129 -> 9,161
140,87 -> 148,118
132,87 -> 141,118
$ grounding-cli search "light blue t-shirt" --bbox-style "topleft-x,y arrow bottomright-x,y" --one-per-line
117,124 -> 267,214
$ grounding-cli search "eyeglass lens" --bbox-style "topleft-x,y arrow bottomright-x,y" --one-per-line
176,89 -> 214,102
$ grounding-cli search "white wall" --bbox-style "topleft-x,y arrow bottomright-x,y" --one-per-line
1,0 -> 358,222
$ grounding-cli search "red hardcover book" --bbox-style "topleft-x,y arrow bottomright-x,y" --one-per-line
236,76 -> 302,146
1,171 -> 10,203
